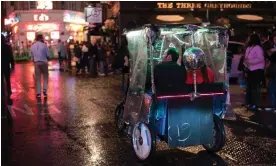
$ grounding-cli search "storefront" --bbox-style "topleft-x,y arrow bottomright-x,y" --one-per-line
5,10 -> 87,59
119,1 -> 276,41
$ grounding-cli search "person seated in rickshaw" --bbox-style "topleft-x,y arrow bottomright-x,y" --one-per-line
185,64 -> 215,84
154,48 -> 186,91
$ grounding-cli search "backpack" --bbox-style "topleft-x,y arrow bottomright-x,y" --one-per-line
238,56 -> 245,71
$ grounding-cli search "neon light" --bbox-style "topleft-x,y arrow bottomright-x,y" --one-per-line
51,31 -> 60,39
157,92 -> 224,99
26,32 -> 36,41
14,26 -> 18,34
5,17 -> 19,25
37,1 -> 53,10
26,23 -> 59,32
34,13 -> 49,21
63,12 -> 86,24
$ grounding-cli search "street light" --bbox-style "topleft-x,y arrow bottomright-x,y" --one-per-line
156,15 -> 184,22
236,14 -> 263,21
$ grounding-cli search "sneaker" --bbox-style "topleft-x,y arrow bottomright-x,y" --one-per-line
43,90 -> 47,98
98,73 -> 105,76
36,94 -> 41,98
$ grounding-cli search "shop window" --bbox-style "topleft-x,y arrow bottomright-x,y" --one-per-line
30,1 -> 37,9
61,2 -> 65,10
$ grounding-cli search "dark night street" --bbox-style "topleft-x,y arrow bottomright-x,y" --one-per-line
2,62 -> 276,166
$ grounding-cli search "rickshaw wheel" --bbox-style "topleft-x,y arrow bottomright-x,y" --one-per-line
115,102 -> 126,132
132,122 -> 156,162
203,114 -> 226,153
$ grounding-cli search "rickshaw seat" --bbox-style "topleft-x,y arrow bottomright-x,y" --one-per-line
155,83 -> 224,98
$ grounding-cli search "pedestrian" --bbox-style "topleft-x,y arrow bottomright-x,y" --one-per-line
67,42 -> 72,70
266,52 -> 276,110
244,33 -> 265,110
30,34 -> 50,98
74,41 -> 82,74
59,41 -> 67,71
266,33 -> 276,110
106,48 -> 115,75
1,35 -> 14,105
81,41 -> 89,74
57,39 -> 63,70
97,42 -> 108,76
88,38 -> 98,77
115,37 -> 130,93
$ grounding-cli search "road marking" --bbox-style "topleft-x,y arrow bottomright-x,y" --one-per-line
7,104 -> 61,117
49,105 -> 61,114
8,105 -> 34,118
24,104 -> 35,115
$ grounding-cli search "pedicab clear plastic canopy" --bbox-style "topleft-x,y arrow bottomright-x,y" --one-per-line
123,24 -> 229,125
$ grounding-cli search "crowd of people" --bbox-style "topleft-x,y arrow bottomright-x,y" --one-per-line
238,32 -> 276,110
57,38 -> 123,77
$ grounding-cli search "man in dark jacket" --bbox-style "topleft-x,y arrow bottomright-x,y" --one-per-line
1,35 -> 14,105
154,48 -> 186,95
74,41 -> 82,74
267,52 -> 276,109
88,38 -> 98,77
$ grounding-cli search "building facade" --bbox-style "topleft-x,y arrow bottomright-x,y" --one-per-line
2,1 -> 87,16
118,1 -> 276,42
1,1 -> 89,59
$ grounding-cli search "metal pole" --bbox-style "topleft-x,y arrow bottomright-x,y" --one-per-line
206,9 -> 209,23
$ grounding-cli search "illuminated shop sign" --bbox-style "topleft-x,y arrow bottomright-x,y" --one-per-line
51,31 -> 60,39
27,32 -> 36,41
65,24 -> 83,32
34,13 -> 49,21
26,23 -> 59,32
157,2 -> 252,9
63,11 -> 86,24
37,1 -> 53,10
4,17 -> 19,25
85,7 -> 102,23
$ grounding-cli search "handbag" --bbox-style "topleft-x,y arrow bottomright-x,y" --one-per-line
73,57 -> 80,62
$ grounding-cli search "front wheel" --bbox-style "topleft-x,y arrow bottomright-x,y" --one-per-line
132,122 -> 156,161
203,114 -> 226,153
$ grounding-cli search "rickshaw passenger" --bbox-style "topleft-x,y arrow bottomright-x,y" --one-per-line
185,65 -> 215,84
154,48 -> 186,92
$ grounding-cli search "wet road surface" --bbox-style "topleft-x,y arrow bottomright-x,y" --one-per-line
2,62 -> 276,166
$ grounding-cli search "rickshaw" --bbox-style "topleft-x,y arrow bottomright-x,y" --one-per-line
115,24 -> 228,161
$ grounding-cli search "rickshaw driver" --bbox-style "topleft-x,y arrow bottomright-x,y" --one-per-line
154,48 -> 187,91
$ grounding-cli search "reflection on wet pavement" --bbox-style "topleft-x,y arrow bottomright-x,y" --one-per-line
2,62 -> 276,166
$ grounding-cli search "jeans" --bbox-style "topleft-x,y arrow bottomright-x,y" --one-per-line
89,58 -> 97,77
246,69 -> 264,106
34,62 -> 48,94
269,77 -> 276,107
99,60 -> 107,74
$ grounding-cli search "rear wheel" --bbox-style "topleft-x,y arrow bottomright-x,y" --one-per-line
115,102 -> 126,132
132,122 -> 156,161
203,114 -> 226,153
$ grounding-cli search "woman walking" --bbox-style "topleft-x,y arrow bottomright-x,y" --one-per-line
244,34 -> 265,110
